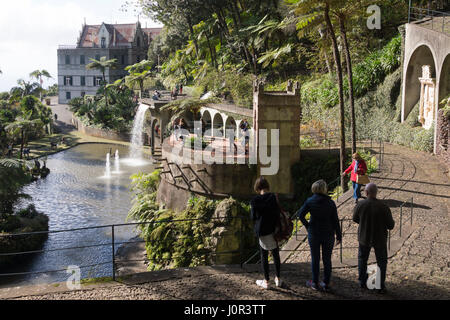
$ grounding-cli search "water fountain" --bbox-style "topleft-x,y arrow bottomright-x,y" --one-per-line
105,152 -> 111,178
112,149 -> 120,174
123,103 -> 151,166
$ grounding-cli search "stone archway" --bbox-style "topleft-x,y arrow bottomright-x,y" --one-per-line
402,44 -> 438,122
151,118 -> 161,154
439,54 -> 450,103
212,113 -> 224,137
201,109 -> 212,136
224,116 -> 237,139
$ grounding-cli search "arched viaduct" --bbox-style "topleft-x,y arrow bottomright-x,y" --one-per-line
401,21 -> 450,153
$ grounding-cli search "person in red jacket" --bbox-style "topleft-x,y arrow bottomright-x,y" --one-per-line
342,153 -> 367,204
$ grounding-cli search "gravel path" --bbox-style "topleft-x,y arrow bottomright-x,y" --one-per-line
7,143 -> 450,300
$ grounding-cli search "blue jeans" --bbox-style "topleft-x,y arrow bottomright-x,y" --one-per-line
358,244 -> 388,289
307,233 -> 335,285
352,181 -> 362,200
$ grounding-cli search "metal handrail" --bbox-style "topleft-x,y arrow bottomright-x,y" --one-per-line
0,216 -> 251,281
409,6 -> 450,34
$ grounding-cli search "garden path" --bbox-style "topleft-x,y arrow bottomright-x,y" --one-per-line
2,143 -> 448,300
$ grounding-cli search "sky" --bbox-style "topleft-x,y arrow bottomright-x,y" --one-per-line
0,0 -> 162,92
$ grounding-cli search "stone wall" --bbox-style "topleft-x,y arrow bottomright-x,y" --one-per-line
156,140 -> 257,212
436,109 -> 450,164
253,80 -> 301,197
72,116 -> 130,142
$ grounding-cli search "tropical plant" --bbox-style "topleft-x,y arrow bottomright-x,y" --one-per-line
0,158 -> 33,217
29,70 -> 52,101
160,97 -> 221,124
125,60 -> 154,95
5,118 -> 43,159
86,56 -> 118,84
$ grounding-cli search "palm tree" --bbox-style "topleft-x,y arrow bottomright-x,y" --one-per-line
86,57 -> 118,84
30,70 -> 52,101
12,79 -> 39,99
5,117 -> 43,159
0,158 -> 33,217
125,60 -> 153,97
292,0 -> 347,191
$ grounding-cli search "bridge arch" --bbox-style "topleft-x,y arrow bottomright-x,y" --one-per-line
212,112 -> 224,137
402,43 -> 438,121
224,116 -> 237,139
200,109 -> 213,135
439,54 -> 450,103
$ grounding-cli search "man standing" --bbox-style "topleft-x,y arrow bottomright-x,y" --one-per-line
353,183 -> 395,293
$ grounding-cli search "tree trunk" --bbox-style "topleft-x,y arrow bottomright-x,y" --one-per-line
339,16 -> 357,154
324,3 -> 347,192
186,16 -> 199,58
20,129 -> 24,159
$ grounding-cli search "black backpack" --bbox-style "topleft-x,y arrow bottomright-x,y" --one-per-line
274,194 -> 293,243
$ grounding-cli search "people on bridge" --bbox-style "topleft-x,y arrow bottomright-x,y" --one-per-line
239,119 -> 250,156
342,152 -> 368,204
251,177 -> 283,289
353,183 -> 394,294
296,180 -> 342,292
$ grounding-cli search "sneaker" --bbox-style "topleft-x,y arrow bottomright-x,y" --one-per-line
275,277 -> 283,288
256,280 -> 269,289
319,281 -> 331,292
306,280 -> 319,291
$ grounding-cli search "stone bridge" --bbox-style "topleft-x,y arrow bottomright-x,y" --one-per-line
401,11 -> 450,154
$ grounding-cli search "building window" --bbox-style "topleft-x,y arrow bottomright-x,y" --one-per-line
80,76 -> 85,86
65,55 -> 70,64
64,76 -> 73,86
66,92 -> 71,100
80,55 -> 85,65
101,37 -> 106,48
94,76 -> 102,86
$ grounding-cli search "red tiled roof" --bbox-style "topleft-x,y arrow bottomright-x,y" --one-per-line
77,23 -> 162,48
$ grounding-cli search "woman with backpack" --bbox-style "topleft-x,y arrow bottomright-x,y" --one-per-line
296,180 -> 342,292
250,177 -> 283,289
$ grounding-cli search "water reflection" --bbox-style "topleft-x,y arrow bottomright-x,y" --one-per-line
1,143 -> 155,286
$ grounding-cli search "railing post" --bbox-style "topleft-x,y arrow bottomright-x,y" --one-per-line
340,219 -> 343,264
239,216 -> 243,269
112,225 -> 116,281
408,1 -> 411,23
399,205 -> 403,237
388,229 -> 391,251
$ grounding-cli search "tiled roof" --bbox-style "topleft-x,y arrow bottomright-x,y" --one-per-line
77,23 -> 162,48
142,28 -> 162,40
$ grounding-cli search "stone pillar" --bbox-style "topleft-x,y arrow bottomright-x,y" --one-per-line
418,65 -> 436,130
253,80 -> 301,196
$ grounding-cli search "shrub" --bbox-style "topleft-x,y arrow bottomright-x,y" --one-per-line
300,34 -> 402,110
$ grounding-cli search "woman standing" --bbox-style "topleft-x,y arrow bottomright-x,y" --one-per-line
296,180 -> 342,291
250,177 -> 282,289
342,153 -> 368,204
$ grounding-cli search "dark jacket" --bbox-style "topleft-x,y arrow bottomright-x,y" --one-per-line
250,193 -> 280,237
296,193 -> 342,241
352,198 -> 395,248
